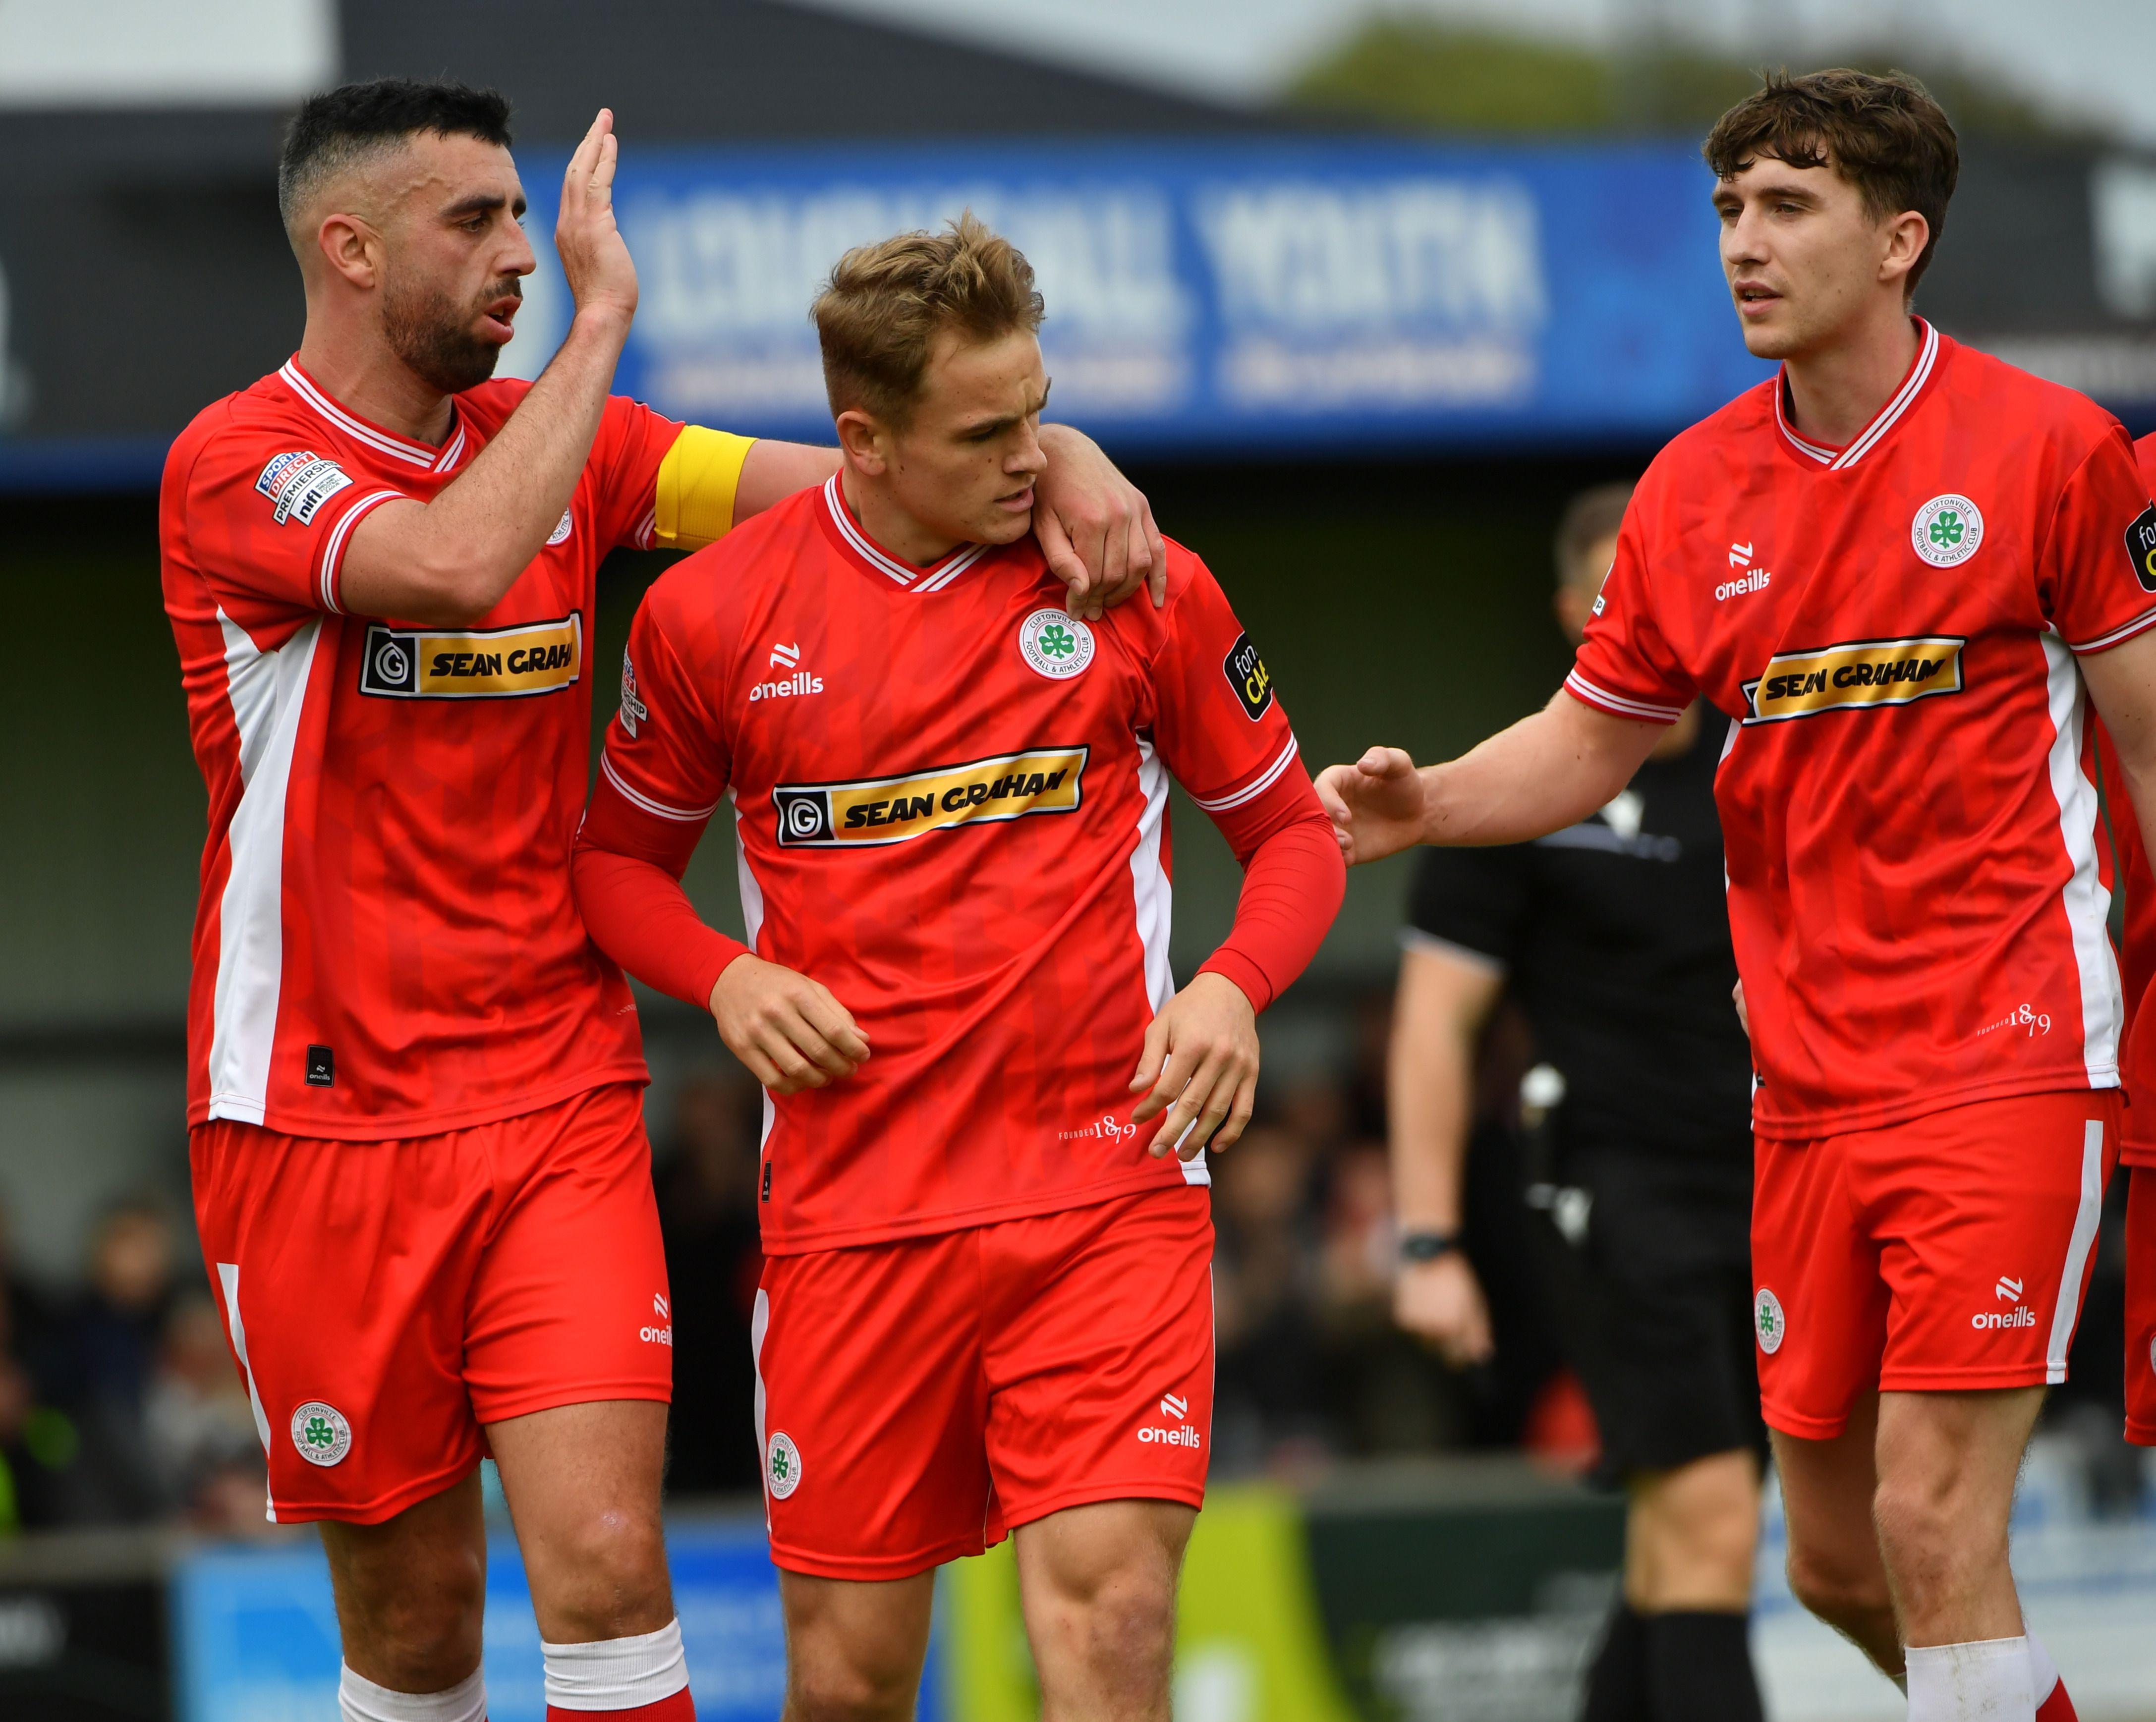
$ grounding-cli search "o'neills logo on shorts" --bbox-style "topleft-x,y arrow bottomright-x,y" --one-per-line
1742,636 -> 1964,724
773,746 -> 1087,848
359,613 -> 582,699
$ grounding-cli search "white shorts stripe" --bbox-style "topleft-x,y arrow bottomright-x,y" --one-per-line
215,1262 -> 278,1522
2046,1119 -> 2107,1383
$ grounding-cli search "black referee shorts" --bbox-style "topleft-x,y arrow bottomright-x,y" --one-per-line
1529,1146 -> 1766,1482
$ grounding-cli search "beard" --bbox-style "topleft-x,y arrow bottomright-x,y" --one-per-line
381,271 -> 519,396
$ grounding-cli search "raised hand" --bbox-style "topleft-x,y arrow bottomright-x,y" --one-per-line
556,109 -> 638,330
1129,972 -> 1259,1161
1313,746 -> 1431,866
710,953 -> 870,1096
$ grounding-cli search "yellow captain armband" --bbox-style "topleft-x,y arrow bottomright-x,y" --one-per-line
654,426 -> 757,551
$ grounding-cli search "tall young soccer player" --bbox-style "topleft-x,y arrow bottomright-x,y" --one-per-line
572,215 -> 1344,1722
1320,71 -> 2156,1722
164,79 -> 1161,1722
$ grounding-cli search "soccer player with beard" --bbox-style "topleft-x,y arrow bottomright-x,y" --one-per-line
162,80 -> 1162,1722
1320,72 -> 2156,1722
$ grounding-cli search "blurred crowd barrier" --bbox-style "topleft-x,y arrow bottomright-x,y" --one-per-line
2,1438 -> 2153,1721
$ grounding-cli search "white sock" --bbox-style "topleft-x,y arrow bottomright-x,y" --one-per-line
2025,1627 -> 2060,1706
339,1664 -> 487,1722
1906,1637 -> 2034,1722
541,1618 -> 689,1712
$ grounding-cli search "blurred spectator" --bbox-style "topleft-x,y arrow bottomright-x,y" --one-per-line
1211,1124 -> 1327,1470
39,1200 -> 180,1524
657,1072 -> 767,1495
143,1292 -> 269,1532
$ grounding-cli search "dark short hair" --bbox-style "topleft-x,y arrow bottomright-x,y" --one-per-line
278,77 -> 514,232
813,212 -> 1045,427
1702,68 -> 1959,295
1555,482 -> 1634,589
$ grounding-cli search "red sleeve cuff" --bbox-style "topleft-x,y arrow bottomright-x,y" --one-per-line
571,843 -> 750,1010
1197,949 -> 1276,1015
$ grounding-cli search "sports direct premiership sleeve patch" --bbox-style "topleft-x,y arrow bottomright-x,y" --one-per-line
255,450 -> 354,525
2128,503 -> 2156,594
1223,632 -> 1274,721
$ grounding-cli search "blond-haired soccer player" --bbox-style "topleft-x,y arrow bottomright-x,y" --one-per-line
164,78 -> 1162,1722
572,214 -> 1344,1721
1322,71 -> 2156,1722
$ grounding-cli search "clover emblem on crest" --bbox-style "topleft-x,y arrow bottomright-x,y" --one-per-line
1037,623 -> 1077,660
1928,511 -> 1964,549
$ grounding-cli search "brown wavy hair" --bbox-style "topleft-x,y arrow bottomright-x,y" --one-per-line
1703,68 -> 1960,294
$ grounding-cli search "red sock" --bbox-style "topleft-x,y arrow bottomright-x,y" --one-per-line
546,1698 -> 693,1722
2036,1679 -> 2079,1722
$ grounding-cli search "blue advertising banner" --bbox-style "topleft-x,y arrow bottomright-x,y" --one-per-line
171,1514 -> 933,1722
505,137 -> 1773,454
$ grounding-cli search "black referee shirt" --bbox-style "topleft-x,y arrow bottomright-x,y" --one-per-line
1404,718 -> 1753,1163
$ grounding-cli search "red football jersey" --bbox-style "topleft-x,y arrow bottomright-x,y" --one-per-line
2113,432 -> 2156,1166
163,361 -> 685,1137
1570,322 -> 2156,1138
581,477 -> 1313,1254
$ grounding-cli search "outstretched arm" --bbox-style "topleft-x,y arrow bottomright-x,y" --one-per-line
2081,627 -> 2156,875
1315,688 -> 1666,866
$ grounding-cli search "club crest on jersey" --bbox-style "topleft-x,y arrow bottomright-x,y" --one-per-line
2128,504 -> 2156,594
1742,636 -> 1965,724
773,747 -> 1088,848
254,450 -> 354,526
1018,609 -> 1095,680
359,613 -> 583,699
1911,494 -> 1984,568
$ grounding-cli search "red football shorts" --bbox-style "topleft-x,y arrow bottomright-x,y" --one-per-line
1752,1089 -> 2116,1439
752,1185 -> 1213,1581
190,1081 -> 673,1524
2126,1168 -> 2156,1445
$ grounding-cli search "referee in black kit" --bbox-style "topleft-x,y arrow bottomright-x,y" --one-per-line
1388,483 -> 1766,1722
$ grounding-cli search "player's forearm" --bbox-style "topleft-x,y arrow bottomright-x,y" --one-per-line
1389,1060 -> 1475,1232
1198,800 -> 1346,1013
2083,631 -> 2156,875
732,440 -> 842,522
571,842 -> 746,1008
342,308 -> 630,624
1422,689 -> 1661,846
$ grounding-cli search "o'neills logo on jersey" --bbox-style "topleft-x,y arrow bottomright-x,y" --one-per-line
773,747 -> 1087,848
359,613 -> 583,699
1741,636 -> 1965,724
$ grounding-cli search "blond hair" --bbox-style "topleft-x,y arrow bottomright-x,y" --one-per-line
812,212 -> 1045,427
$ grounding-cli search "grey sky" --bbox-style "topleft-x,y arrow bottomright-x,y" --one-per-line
787,0 -> 2156,143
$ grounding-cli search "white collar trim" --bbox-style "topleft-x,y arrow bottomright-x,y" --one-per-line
821,476 -> 989,592
280,361 -> 469,474
1774,319 -> 1939,473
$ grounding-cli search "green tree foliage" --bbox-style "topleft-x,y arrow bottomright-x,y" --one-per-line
1287,21 -> 2095,141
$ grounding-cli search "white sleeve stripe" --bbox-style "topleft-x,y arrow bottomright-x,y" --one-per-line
633,507 -> 658,550
1190,734 -> 1301,813
316,489 -> 406,613
1563,670 -> 1684,723
2069,607 -> 2156,655
600,752 -> 719,822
